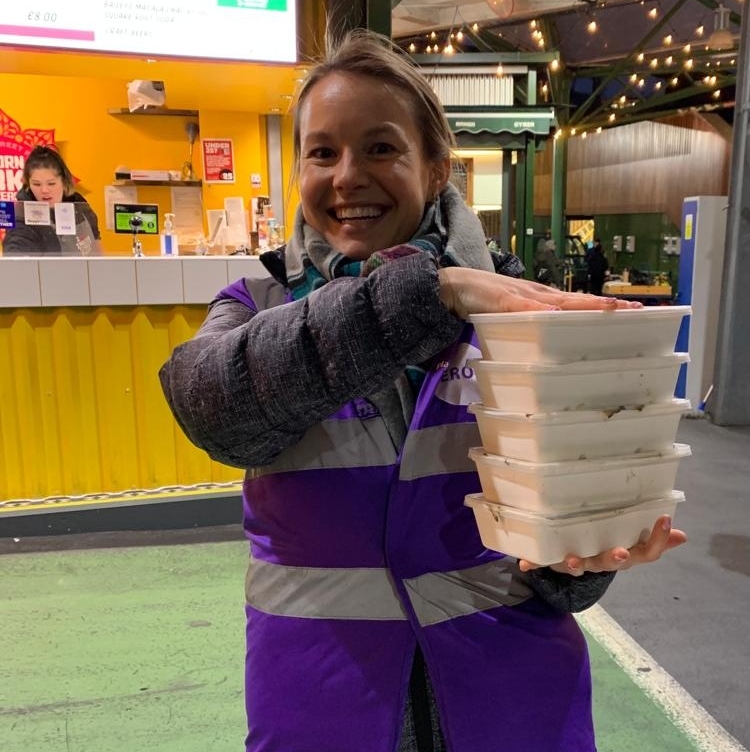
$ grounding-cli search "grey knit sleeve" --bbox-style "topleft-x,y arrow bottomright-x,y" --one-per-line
524,568 -> 617,613
159,252 -> 463,468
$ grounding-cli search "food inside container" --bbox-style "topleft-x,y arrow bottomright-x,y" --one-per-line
464,490 -> 684,566
470,353 -> 689,413
469,306 -> 691,364
468,399 -> 691,463
469,444 -> 691,514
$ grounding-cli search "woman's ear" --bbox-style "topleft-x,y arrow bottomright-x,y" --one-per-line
431,158 -> 451,198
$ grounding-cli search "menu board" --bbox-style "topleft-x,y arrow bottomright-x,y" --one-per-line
0,1 -> 297,63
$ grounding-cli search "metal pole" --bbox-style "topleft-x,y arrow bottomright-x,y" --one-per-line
500,150 -> 512,254
710,5 -> 750,425
517,140 -> 536,277
367,0 -> 392,37
324,0 -> 391,37
550,135 -> 567,260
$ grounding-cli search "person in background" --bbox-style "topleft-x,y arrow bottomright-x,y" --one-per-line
534,234 -> 564,288
159,29 -> 686,752
587,237 -> 610,295
1,145 -> 101,256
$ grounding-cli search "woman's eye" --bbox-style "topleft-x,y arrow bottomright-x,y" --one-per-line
370,142 -> 396,155
308,147 -> 335,160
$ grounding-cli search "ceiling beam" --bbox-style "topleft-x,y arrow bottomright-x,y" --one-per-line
566,0 -> 691,127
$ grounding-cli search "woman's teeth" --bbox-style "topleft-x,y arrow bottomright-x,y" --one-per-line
335,207 -> 383,221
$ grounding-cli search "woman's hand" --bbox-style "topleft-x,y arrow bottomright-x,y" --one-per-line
518,515 -> 688,575
438,266 -> 642,318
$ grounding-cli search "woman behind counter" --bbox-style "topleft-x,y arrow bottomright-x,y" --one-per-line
2,145 -> 101,256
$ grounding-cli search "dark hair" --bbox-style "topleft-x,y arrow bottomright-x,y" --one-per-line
23,146 -> 75,196
291,28 -> 455,177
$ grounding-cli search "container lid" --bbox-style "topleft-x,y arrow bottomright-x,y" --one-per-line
469,353 -> 690,375
465,489 -> 685,523
468,398 -> 691,424
468,443 -> 691,475
469,305 -> 691,326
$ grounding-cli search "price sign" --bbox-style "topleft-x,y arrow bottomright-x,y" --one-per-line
0,1 -> 297,63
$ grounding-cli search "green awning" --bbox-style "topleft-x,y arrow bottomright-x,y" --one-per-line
446,109 -> 556,136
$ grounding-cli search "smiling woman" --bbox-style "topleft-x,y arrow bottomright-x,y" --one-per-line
158,27 -> 685,752
297,81 -> 446,259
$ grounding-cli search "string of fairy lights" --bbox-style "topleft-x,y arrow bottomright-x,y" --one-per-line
398,0 -> 740,136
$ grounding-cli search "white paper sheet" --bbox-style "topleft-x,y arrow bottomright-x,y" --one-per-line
171,186 -> 204,244
54,202 -> 76,235
23,201 -> 51,226
104,185 -> 138,230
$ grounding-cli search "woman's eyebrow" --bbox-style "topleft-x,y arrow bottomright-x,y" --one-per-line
303,123 -> 402,142
362,123 -> 401,138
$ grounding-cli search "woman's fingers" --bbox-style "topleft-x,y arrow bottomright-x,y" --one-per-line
438,267 -> 643,318
556,296 -> 639,311
617,516 -> 688,570
518,516 -> 688,575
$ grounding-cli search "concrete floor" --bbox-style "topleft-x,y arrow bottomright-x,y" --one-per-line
2,416 -> 748,752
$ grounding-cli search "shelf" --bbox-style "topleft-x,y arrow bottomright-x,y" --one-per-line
108,107 -> 199,117
113,179 -> 202,187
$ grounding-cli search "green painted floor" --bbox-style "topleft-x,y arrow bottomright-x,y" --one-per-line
2,540 -> 700,752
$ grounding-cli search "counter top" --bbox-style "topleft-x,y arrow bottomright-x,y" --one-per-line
0,255 -> 270,308
603,281 -> 673,299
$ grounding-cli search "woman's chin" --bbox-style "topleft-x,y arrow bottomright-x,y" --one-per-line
328,238 -> 379,261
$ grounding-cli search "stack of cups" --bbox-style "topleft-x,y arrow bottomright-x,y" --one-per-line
464,305 -> 693,566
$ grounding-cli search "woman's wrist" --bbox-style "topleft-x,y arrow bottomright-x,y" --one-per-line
437,266 -> 459,312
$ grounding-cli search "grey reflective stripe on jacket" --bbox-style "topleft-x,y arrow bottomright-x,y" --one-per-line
399,423 -> 479,480
245,557 -> 533,626
249,417 -> 398,476
250,419 -> 478,477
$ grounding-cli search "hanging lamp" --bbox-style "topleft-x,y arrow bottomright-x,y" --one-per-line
707,4 -> 734,51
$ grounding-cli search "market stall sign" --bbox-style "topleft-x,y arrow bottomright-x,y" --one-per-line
446,109 -> 556,136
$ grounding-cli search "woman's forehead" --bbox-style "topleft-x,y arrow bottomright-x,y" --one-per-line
299,73 -> 417,133
29,168 -> 61,180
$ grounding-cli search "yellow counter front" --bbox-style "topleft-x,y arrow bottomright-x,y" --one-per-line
0,256 -> 268,507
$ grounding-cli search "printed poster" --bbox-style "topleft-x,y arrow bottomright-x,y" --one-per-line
202,139 -> 235,183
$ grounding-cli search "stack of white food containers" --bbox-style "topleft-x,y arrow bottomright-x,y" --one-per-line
464,305 -> 692,566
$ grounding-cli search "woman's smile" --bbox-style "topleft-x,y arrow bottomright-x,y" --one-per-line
330,205 -> 386,222
328,204 -> 389,238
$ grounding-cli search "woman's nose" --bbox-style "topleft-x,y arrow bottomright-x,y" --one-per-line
332,150 -> 368,191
